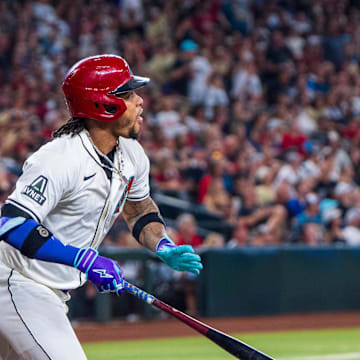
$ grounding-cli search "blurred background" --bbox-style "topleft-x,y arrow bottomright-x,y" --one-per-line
1,0 -> 360,323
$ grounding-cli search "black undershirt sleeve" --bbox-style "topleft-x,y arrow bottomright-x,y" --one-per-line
1,203 -> 33,219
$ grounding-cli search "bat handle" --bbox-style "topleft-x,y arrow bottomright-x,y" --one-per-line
123,279 -> 156,305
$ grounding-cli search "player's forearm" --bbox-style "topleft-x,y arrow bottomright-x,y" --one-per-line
139,221 -> 167,251
123,198 -> 203,275
0,216 -> 125,295
122,197 -> 167,252
0,216 -> 79,265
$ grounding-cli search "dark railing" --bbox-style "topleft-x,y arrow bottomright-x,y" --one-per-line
68,246 -> 360,322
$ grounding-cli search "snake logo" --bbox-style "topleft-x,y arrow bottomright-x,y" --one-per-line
93,269 -> 113,278
114,176 -> 135,215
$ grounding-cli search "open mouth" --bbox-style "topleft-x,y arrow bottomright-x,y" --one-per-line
137,109 -> 143,123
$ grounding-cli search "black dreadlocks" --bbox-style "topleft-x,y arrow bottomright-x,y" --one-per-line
52,118 -> 86,138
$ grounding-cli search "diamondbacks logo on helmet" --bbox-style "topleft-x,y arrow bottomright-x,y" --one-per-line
62,55 -> 150,122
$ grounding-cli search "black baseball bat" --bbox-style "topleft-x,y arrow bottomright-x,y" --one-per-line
123,280 -> 276,360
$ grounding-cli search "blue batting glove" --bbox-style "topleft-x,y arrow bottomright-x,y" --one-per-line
74,248 -> 124,295
156,237 -> 203,275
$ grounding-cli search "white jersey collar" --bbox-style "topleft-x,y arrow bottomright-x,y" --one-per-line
78,130 -> 127,183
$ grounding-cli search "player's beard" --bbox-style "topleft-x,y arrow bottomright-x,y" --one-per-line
117,115 -> 139,139
129,126 -> 139,140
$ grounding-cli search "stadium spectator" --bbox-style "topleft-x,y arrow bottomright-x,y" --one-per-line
197,157 -> 227,204
299,223 -> 324,247
175,213 -> 203,248
293,193 -> 323,241
204,74 -> 229,120
323,208 -> 345,244
238,183 -> 287,244
202,232 -> 225,248
284,178 -> 316,218
0,0 -> 360,250
152,150 -> 188,198
167,39 -> 198,97
227,221 -> 249,248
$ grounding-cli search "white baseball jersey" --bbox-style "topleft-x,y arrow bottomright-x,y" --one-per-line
0,130 -> 150,291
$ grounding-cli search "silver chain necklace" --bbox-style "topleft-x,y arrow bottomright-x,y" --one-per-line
85,131 -> 127,183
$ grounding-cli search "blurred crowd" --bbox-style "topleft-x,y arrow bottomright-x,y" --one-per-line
1,0 -> 360,249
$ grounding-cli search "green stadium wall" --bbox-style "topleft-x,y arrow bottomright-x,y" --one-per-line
198,247 -> 360,317
89,247 -> 360,321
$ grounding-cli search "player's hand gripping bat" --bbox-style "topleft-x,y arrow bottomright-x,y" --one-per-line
123,280 -> 276,360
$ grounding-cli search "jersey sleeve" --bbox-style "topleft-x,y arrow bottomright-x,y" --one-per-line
6,149 -> 71,223
127,145 -> 150,202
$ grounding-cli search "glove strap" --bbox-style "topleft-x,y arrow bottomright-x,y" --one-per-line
156,237 -> 175,252
74,247 -> 98,274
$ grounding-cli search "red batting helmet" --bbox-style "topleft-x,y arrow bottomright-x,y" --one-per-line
62,54 -> 150,122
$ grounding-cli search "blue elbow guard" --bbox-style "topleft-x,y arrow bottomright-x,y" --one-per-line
0,216 -> 79,266
0,217 -> 27,238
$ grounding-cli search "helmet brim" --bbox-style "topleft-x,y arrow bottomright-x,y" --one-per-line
109,76 -> 150,95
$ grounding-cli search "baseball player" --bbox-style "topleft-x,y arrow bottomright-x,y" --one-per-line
0,54 -> 203,360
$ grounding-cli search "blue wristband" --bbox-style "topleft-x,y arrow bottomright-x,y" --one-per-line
1,216 -> 80,266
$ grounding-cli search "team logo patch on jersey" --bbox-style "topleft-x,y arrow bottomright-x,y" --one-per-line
114,176 -> 134,215
22,176 -> 48,205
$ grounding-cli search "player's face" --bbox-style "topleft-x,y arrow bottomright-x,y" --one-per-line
115,91 -> 144,140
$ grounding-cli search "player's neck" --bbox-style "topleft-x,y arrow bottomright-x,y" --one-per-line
87,128 -> 117,155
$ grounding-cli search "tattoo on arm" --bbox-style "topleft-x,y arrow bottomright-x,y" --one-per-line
122,197 -> 166,251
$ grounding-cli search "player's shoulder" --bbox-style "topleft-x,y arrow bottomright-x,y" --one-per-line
26,134 -> 83,168
119,137 -> 147,157
119,137 -> 149,172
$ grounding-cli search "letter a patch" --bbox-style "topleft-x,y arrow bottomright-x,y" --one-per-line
22,176 -> 48,205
